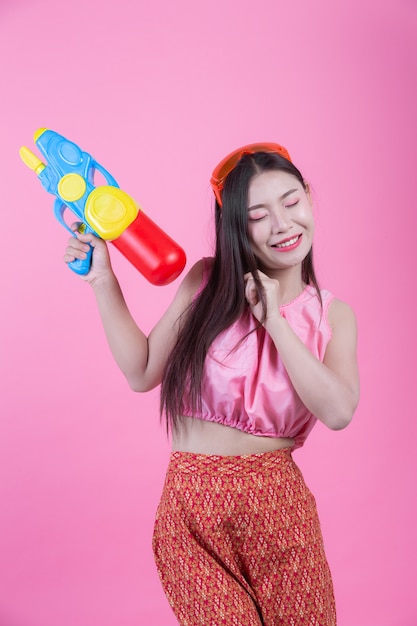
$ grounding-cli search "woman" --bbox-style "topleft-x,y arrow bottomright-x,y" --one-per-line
65,143 -> 359,625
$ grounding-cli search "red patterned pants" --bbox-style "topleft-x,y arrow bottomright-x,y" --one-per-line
153,449 -> 336,625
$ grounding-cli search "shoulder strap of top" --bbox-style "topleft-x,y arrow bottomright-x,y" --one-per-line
320,289 -> 335,338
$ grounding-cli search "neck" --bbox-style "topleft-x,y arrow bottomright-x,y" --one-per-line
263,265 -> 306,305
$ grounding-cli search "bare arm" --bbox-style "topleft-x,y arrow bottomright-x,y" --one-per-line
64,230 -> 203,392
245,273 -> 359,430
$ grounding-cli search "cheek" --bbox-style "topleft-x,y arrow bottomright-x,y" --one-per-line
247,224 -> 257,246
247,222 -> 268,247
298,205 -> 314,231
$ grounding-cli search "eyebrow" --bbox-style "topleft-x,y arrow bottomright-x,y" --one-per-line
248,188 -> 298,211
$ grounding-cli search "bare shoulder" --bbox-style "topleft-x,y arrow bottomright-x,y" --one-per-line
174,258 -> 206,303
327,297 -> 357,333
148,259 -> 205,352
324,296 -> 360,408
165,257 -> 212,319
324,297 -> 358,384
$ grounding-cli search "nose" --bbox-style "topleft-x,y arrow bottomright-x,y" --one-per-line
271,206 -> 292,233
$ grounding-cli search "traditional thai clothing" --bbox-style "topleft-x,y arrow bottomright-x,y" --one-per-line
153,449 -> 336,625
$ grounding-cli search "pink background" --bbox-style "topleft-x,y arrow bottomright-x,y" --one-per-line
1,0 -> 416,624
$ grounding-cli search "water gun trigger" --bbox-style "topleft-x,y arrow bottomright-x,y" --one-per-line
53,198 -> 78,236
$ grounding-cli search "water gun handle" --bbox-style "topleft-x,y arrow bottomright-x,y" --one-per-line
53,198 -> 93,275
69,230 -> 94,276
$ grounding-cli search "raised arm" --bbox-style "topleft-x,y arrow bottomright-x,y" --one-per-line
271,298 -> 359,430
64,230 -> 202,392
245,272 -> 359,430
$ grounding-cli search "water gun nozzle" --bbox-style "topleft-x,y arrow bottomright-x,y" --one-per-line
19,146 -> 46,175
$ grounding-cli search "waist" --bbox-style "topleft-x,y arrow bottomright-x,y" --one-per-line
172,416 -> 295,456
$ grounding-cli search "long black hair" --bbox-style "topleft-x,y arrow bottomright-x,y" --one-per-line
160,151 -> 320,432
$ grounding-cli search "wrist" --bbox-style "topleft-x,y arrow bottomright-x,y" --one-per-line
89,270 -> 119,293
263,311 -> 287,334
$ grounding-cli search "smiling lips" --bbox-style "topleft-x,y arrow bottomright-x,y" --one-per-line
272,234 -> 302,251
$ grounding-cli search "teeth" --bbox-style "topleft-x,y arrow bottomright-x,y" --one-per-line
275,236 -> 299,248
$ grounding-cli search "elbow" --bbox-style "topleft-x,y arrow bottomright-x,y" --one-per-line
127,379 -> 152,393
328,414 -> 353,431
326,393 -> 359,431
126,372 -> 160,393
128,381 -> 148,393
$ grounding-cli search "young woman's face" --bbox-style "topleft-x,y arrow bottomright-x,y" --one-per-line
247,169 -> 314,274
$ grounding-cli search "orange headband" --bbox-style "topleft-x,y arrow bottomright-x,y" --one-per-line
210,142 -> 292,206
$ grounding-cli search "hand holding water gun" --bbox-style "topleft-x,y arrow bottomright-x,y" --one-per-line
19,129 -> 186,285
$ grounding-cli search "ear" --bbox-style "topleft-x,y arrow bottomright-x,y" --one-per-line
304,181 -> 312,203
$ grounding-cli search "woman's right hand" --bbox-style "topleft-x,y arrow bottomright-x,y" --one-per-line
63,223 -> 114,286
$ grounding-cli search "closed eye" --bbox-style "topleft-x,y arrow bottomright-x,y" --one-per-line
248,209 -> 268,222
249,215 -> 267,222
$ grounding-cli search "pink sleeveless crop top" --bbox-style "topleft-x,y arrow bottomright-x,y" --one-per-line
182,258 -> 334,449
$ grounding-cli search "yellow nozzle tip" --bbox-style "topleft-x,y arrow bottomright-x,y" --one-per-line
19,145 -> 45,174
33,127 -> 48,142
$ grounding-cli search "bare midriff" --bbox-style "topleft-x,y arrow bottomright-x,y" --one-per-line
171,416 -> 295,456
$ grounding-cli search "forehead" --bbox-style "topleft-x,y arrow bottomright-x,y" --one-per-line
248,170 -> 301,201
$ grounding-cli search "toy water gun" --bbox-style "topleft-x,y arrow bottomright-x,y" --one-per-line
19,129 -> 186,285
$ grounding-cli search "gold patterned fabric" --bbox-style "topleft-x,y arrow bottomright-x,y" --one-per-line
153,449 -> 336,625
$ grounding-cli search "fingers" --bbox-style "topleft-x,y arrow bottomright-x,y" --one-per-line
244,271 -> 281,312
66,227 -> 101,250
68,222 -> 100,246
64,236 -> 91,264
64,227 -> 112,280
70,221 -> 82,232
244,269 -> 269,281
244,270 -> 279,288
244,273 -> 260,306
64,228 -> 98,261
